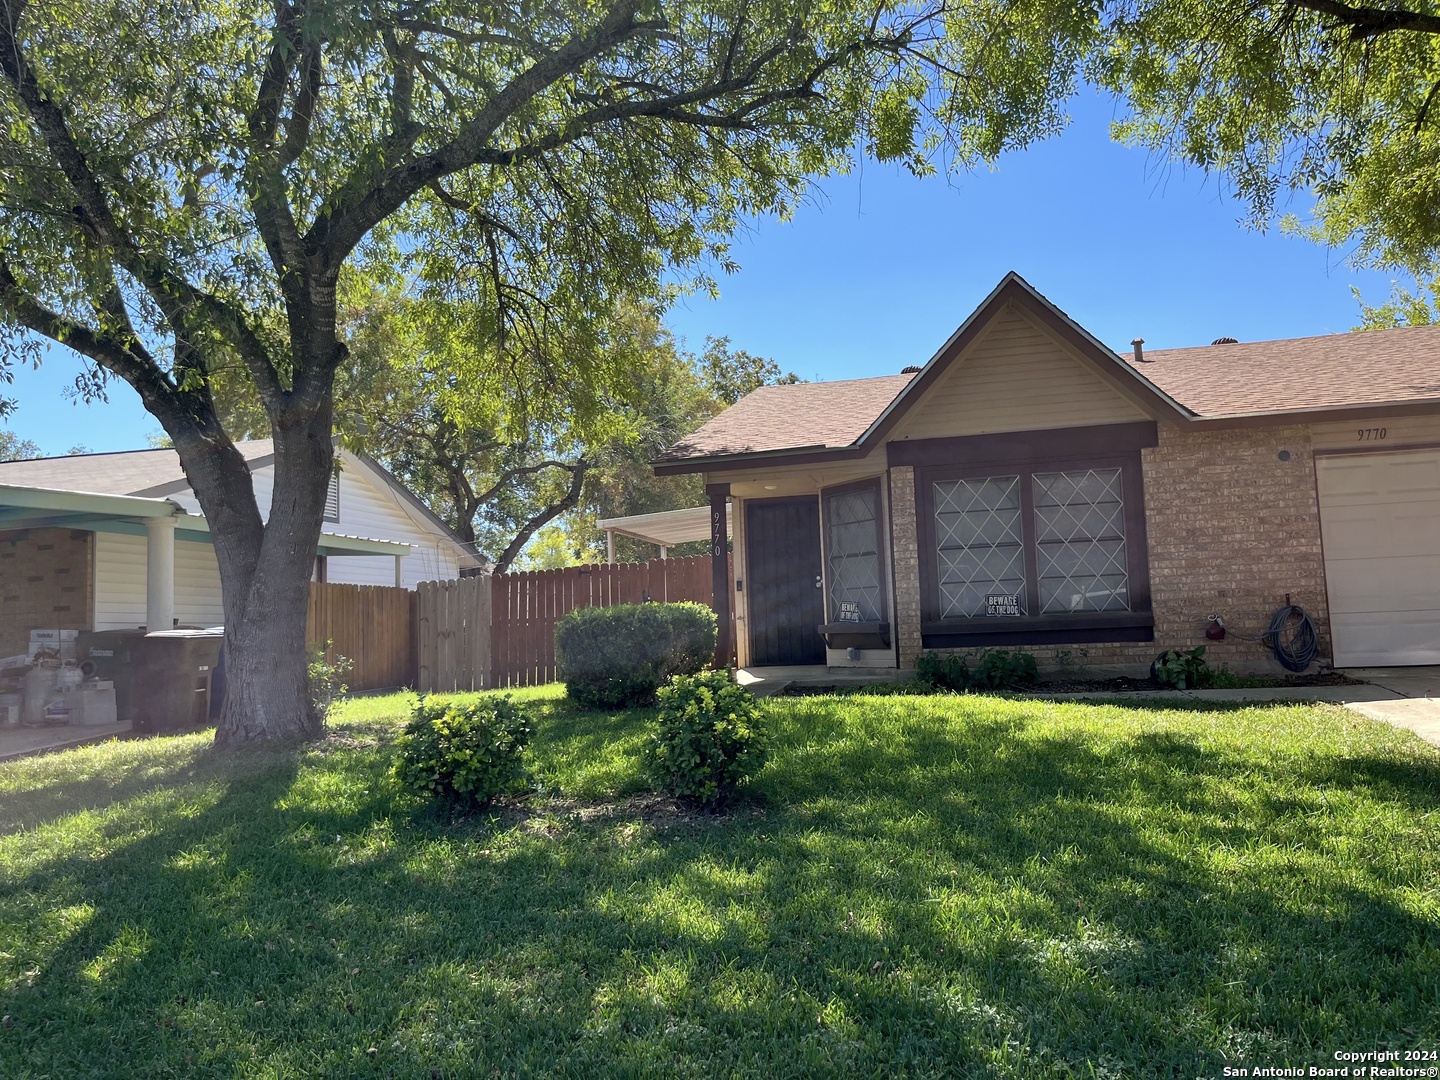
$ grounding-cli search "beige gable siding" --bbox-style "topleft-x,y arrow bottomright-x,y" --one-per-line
890,305 -> 1147,442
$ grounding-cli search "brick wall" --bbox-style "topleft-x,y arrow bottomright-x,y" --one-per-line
887,422 -> 1332,673
888,466 -> 924,668
0,528 -> 93,658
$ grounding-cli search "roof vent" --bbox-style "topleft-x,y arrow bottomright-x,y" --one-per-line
1211,336 -> 1239,345
1131,338 -> 1148,363
900,364 -> 922,374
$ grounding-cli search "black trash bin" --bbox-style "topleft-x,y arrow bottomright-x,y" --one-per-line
130,629 -> 225,732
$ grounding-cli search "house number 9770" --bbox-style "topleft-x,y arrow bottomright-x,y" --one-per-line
1357,427 -> 1387,441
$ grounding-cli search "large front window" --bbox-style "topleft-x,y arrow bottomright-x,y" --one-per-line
935,475 -> 1025,618
1033,468 -> 1129,614
913,437 -> 1153,648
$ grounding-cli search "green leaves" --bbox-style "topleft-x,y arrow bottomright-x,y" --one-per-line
646,668 -> 768,807
391,694 -> 534,809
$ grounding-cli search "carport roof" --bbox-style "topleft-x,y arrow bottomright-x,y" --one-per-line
596,505 -> 730,548
0,483 -> 411,556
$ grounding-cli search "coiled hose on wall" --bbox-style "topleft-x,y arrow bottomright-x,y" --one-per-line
1264,604 -> 1319,672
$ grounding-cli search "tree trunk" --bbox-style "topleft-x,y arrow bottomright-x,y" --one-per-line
175,402 -> 335,748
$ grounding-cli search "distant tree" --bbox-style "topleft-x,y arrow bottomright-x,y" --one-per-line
0,430 -> 40,460
1353,279 -> 1440,329
698,336 -> 801,406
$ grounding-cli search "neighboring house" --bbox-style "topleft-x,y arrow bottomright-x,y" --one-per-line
657,272 -> 1440,672
0,441 -> 480,658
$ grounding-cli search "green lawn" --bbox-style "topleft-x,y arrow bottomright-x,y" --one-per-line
2,688 -> 1437,1078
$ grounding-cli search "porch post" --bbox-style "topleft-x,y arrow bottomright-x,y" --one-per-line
707,482 -> 731,669
394,554 -> 404,588
145,515 -> 176,633
606,529 -> 615,565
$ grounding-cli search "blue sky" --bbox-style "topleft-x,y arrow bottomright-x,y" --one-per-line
0,91 -> 1403,457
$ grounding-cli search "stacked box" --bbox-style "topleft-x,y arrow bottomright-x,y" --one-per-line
29,629 -> 79,663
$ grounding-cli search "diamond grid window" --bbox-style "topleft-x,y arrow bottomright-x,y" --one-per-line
934,476 -> 1025,618
825,486 -> 883,621
1033,468 -> 1129,614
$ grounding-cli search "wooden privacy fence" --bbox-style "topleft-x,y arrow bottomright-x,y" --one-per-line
415,576 -> 492,693
306,581 -> 415,691
415,554 -> 727,693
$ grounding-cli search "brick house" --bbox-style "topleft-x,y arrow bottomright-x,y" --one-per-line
656,273 -> 1440,673
0,442 -> 480,660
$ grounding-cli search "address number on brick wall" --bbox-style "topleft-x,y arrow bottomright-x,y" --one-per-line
1357,427 -> 1388,441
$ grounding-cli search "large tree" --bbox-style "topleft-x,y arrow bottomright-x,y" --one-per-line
0,0 -> 1053,746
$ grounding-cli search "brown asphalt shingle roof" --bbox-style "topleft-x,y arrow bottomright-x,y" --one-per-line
1120,324 -> 1440,415
659,375 -> 916,461
660,322 -> 1440,464
0,440 -> 275,495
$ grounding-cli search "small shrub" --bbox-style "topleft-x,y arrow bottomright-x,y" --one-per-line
647,669 -> 767,807
1152,646 -> 1209,689
307,640 -> 353,721
915,649 -> 1038,692
392,695 -> 533,809
556,602 -> 717,709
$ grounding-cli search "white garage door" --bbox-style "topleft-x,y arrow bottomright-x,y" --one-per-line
1316,449 -> 1440,666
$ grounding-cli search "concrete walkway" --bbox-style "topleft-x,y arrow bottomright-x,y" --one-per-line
1336,667 -> 1440,748
0,721 -> 135,762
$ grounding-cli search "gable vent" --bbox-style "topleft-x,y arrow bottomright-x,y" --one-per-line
324,474 -> 340,522
901,364 -> 922,374
1211,336 -> 1239,345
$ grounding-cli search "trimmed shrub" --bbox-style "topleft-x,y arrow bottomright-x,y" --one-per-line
391,695 -> 533,809
647,669 -> 767,807
555,602 -> 717,709
915,648 -> 1038,692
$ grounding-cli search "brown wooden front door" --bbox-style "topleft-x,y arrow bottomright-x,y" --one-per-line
745,498 -> 826,666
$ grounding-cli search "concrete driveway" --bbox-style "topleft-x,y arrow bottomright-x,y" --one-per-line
1339,667 -> 1440,748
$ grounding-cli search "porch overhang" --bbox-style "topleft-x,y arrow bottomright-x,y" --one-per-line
596,504 -> 731,562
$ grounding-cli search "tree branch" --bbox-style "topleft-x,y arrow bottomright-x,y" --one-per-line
1286,0 -> 1440,38
309,0 -> 665,262
0,261 -> 188,424
491,461 -> 588,573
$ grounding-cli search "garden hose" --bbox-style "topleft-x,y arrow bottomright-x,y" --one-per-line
1264,604 -> 1319,672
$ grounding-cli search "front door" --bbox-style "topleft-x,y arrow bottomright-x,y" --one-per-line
745,498 -> 826,666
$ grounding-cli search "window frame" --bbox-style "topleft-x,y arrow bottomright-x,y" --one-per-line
911,432 -> 1153,649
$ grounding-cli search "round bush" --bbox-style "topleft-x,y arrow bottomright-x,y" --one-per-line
391,695 -> 533,809
647,669 -> 767,807
555,602 -> 717,709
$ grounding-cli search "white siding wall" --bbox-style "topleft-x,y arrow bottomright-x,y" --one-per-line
175,540 -> 225,626
166,454 -> 466,589
93,532 -> 147,631
93,532 -> 225,630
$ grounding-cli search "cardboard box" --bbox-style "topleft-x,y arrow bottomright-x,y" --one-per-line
28,630 -> 77,662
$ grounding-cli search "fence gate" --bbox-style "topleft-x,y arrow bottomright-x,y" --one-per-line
416,576 -> 492,693
307,581 -> 415,691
